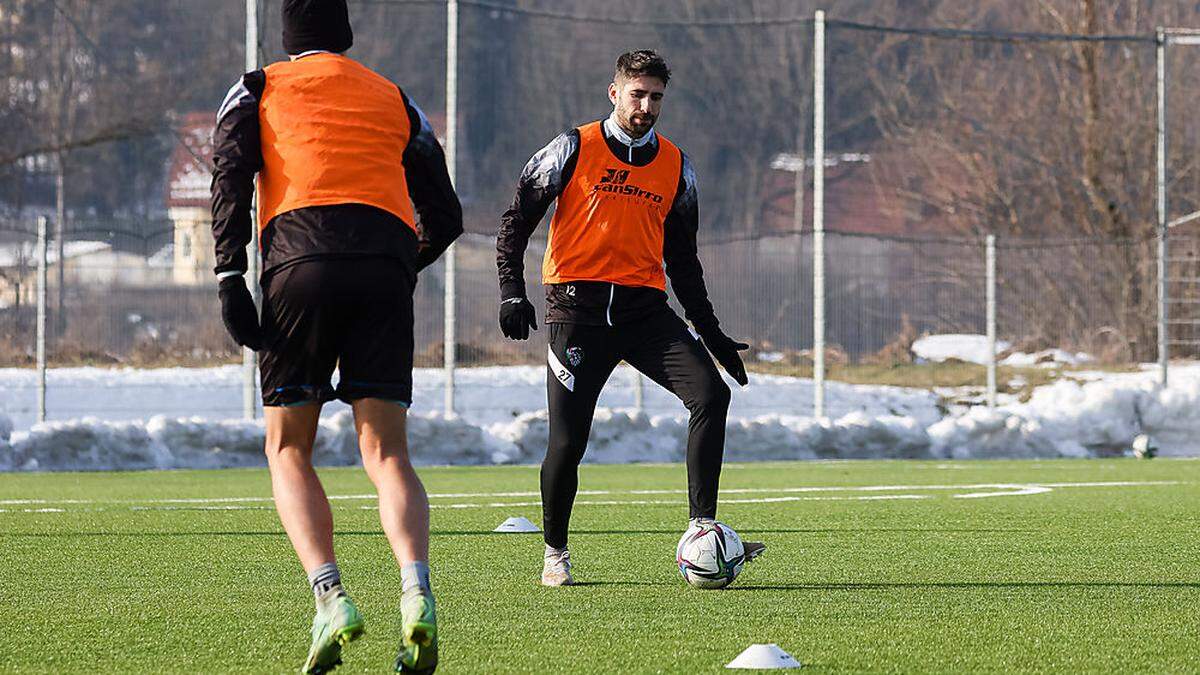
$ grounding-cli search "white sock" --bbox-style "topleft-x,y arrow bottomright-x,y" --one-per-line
307,562 -> 345,606
401,561 -> 431,596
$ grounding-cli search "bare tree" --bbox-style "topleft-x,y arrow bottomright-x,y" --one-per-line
839,0 -> 1188,358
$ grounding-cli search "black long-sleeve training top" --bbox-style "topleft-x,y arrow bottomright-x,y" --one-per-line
211,66 -> 462,283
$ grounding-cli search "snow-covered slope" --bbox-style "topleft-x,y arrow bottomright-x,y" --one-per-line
2,363 -> 1197,471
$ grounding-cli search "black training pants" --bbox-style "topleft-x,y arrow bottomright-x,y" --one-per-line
541,312 -> 731,548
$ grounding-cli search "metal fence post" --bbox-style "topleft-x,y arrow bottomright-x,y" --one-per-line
55,156 -> 65,340
986,234 -> 997,408
812,9 -> 827,418
36,215 -> 48,424
633,371 -> 644,414
1156,27 -> 1169,387
242,0 -> 260,420
443,0 -> 459,418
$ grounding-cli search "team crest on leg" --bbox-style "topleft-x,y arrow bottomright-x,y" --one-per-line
566,346 -> 585,367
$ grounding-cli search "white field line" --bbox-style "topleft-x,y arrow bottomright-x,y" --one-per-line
0,481 -> 1181,512
130,505 -> 274,511
954,485 -> 1053,499
409,494 -> 933,510
631,481 -> 1182,495
0,498 -> 93,505
0,490 -> 598,506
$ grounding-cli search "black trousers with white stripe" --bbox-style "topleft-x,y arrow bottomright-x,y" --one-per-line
541,311 -> 731,549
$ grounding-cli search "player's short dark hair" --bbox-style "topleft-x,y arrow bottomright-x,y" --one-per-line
615,50 -> 671,86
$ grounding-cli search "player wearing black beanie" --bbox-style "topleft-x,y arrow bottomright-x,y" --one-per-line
212,0 -> 458,672
281,0 -> 353,55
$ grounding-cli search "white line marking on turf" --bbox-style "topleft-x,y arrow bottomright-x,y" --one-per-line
0,481 -> 1180,512
130,505 -> 274,511
354,494 -> 935,510
0,490 -> 613,507
954,485 -> 1054,499
669,481 -> 1179,495
0,499 -> 92,505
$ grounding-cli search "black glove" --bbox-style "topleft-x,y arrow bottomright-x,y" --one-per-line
218,275 -> 263,351
499,297 -> 538,340
697,325 -> 749,386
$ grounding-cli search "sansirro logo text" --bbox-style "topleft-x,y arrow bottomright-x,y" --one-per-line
592,167 -> 664,204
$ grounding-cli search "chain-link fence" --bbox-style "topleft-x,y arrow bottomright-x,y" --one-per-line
3,1 -> 1199,428
0,217 -> 1166,421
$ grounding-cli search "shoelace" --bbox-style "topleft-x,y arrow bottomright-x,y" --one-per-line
544,549 -> 571,568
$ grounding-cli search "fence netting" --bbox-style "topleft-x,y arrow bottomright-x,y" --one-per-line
826,21 -> 1162,363
3,1 -> 1198,424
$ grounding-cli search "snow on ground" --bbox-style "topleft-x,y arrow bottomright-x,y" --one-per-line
1001,349 -> 1094,368
2,362 -> 1199,471
929,362 -> 1200,458
0,365 -> 936,431
912,334 -> 1010,365
912,333 -> 1095,368
0,365 -> 939,470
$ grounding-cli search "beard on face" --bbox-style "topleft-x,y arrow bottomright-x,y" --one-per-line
623,109 -> 656,135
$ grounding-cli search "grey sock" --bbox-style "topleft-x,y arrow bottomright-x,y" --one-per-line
401,561 -> 431,596
307,562 -> 345,602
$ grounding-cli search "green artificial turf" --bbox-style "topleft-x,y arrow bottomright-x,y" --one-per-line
1,459 -> 1198,673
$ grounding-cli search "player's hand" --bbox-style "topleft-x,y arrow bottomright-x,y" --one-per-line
697,326 -> 749,386
218,275 -> 263,351
499,297 -> 538,340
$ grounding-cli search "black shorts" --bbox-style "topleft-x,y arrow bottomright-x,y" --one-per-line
258,257 -> 415,407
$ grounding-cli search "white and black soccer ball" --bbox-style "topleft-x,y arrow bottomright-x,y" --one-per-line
676,520 -> 745,589
1132,434 -> 1158,459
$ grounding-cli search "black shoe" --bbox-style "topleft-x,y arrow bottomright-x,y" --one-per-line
743,541 -> 766,562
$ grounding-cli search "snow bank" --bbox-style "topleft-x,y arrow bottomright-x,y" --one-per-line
5,364 -> 1200,471
0,365 -> 937,432
1000,349 -> 1093,368
928,408 -> 1091,459
913,333 -> 1094,368
484,409 -> 929,465
912,334 -> 1010,365
0,410 -> 509,472
0,413 -> 12,471
0,407 -> 938,471
930,369 -> 1200,458
0,364 -> 945,470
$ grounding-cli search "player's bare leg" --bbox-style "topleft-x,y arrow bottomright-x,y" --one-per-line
265,404 -> 334,569
265,404 -> 364,674
354,399 -> 429,562
352,399 -> 437,674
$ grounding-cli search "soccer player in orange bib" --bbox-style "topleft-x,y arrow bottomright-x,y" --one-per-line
210,1 -> 459,671
496,50 -> 765,586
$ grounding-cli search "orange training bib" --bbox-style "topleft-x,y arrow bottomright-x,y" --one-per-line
542,121 -> 682,290
257,53 -> 415,232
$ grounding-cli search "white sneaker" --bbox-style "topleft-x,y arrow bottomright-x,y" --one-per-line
541,546 -> 575,587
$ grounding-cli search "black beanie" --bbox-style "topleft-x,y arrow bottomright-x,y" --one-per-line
282,0 -> 353,55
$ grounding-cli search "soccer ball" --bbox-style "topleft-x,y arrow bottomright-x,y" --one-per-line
676,520 -> 745,589
1132,434 -> 1158,459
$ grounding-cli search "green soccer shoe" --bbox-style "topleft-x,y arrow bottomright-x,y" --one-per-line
302,595 -> 365,675
394,592 -> 438,674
